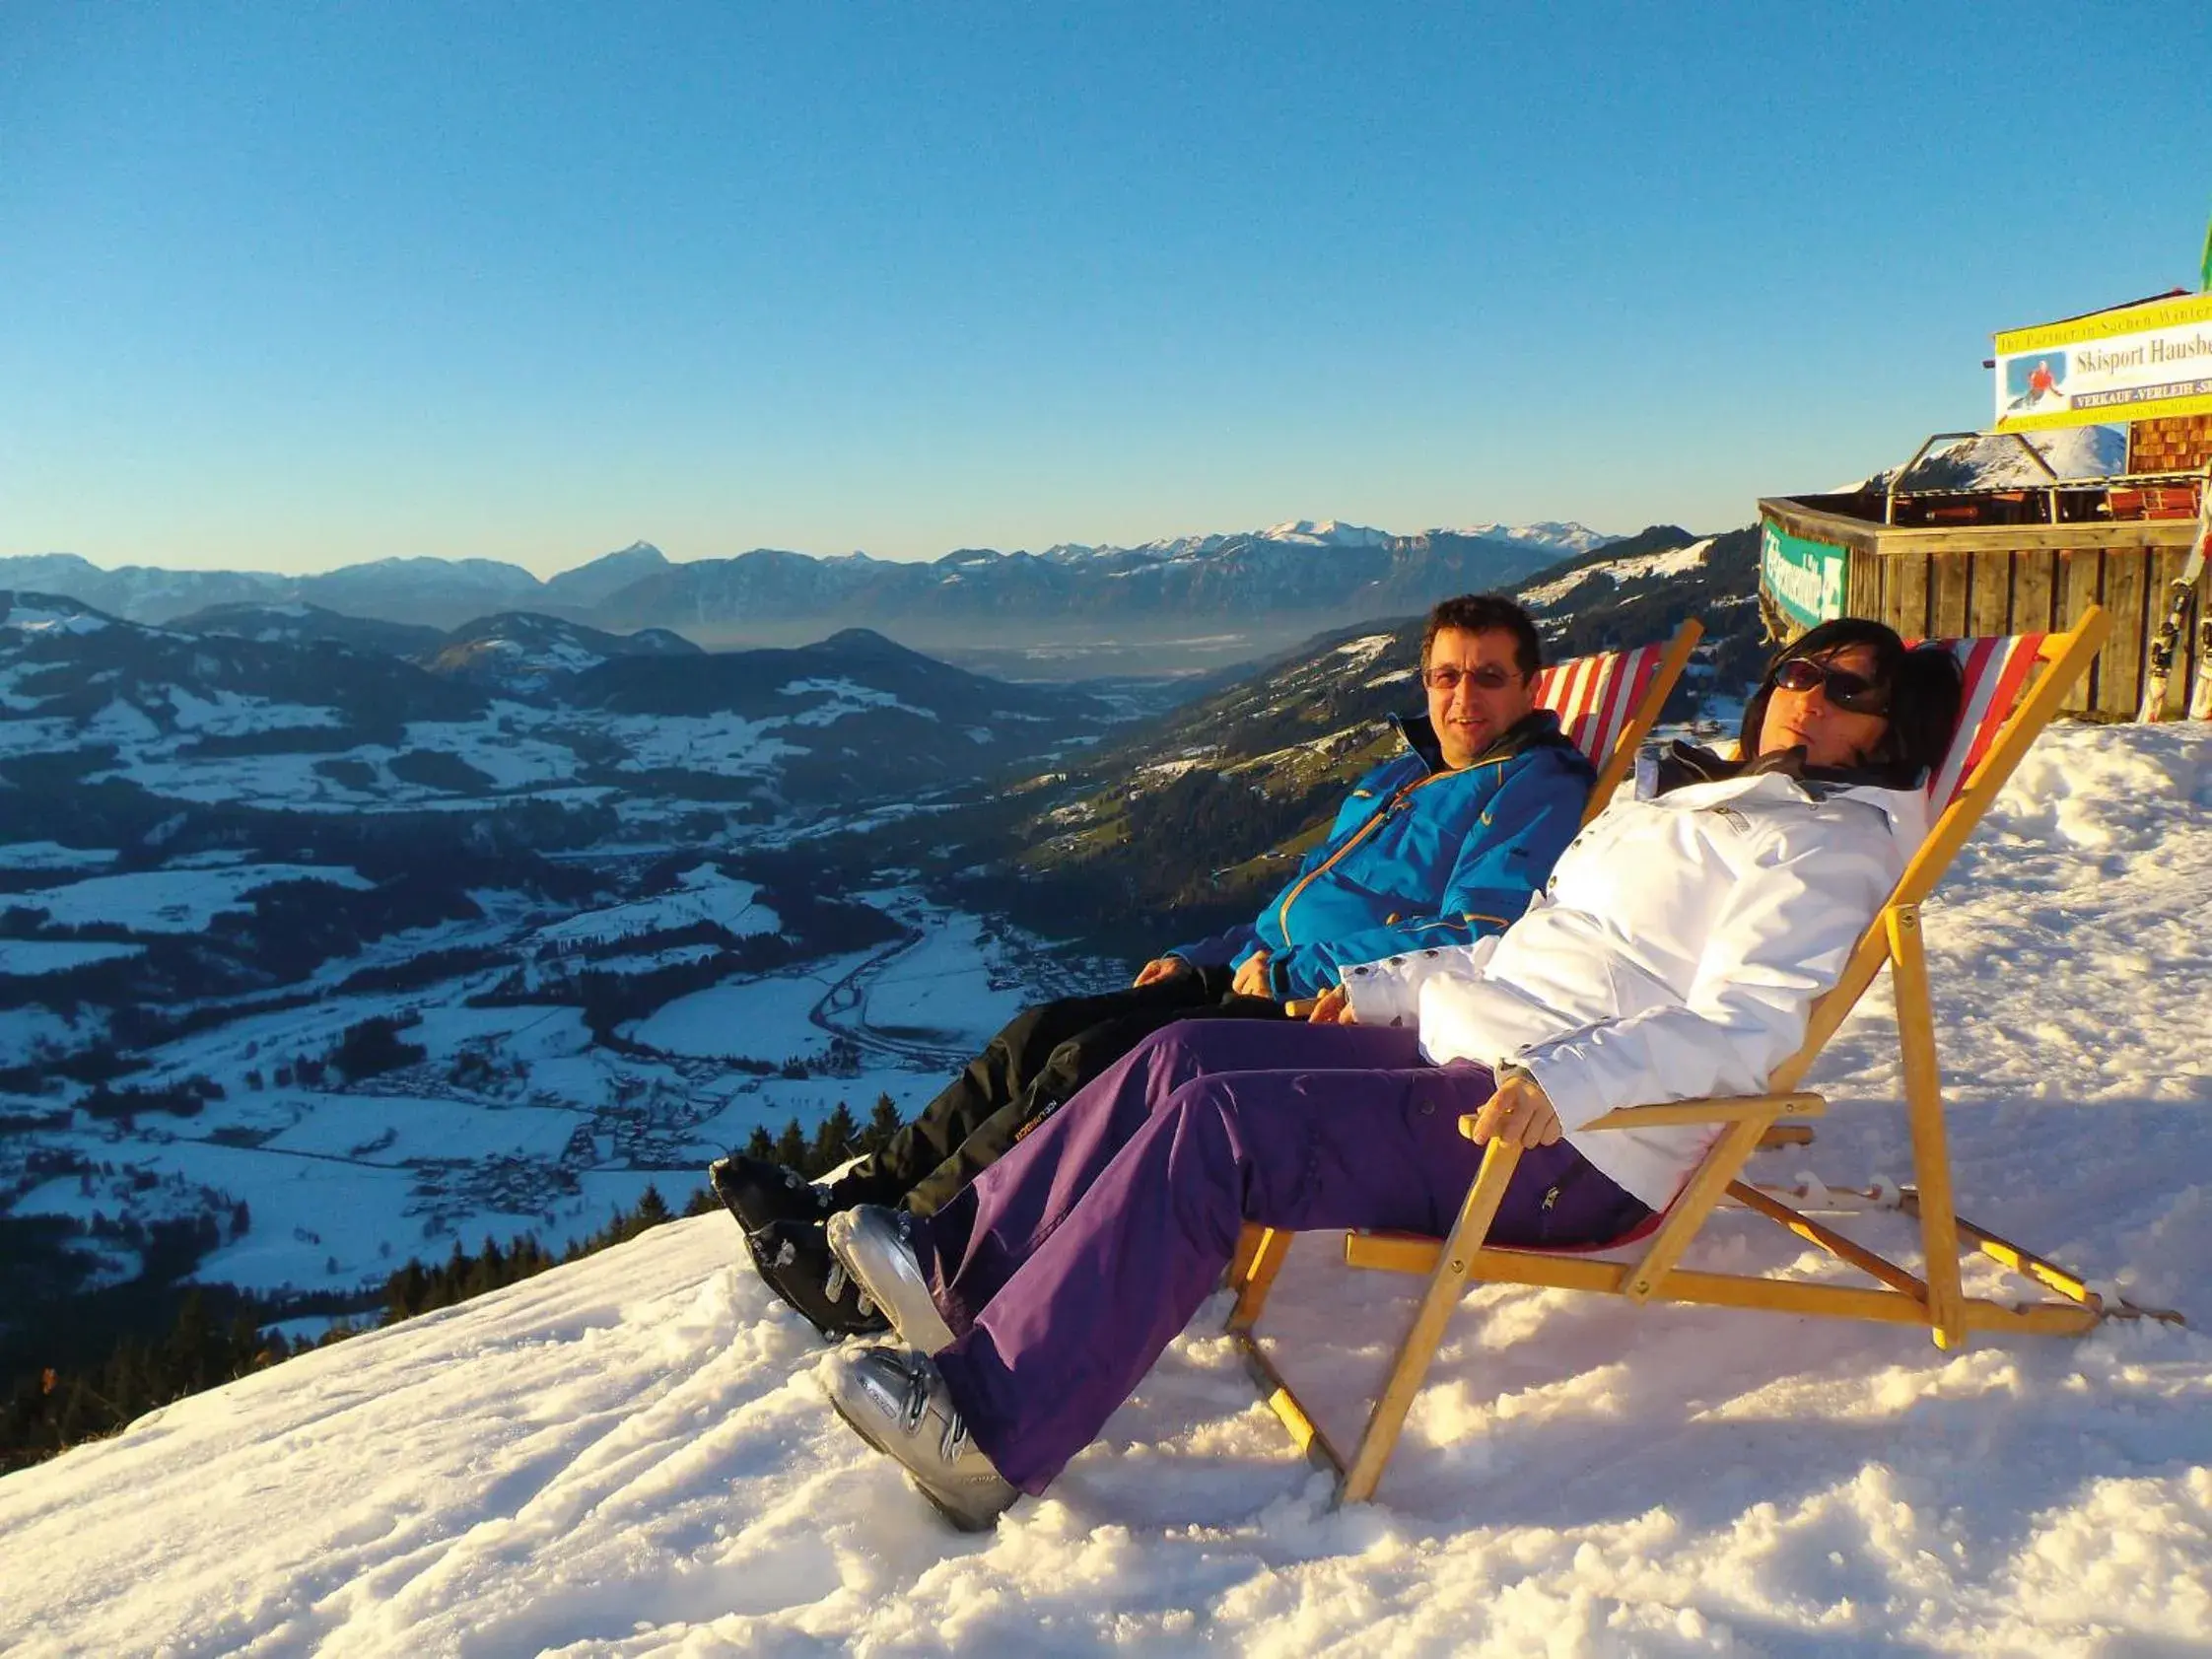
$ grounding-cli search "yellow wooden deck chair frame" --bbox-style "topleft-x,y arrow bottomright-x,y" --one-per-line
1226,604 -> 2179,1506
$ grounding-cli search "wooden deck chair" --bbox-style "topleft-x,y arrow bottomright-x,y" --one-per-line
1227,604 -> 2181,1506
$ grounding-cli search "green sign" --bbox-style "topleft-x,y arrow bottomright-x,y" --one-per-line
1760,520 -> 1848,632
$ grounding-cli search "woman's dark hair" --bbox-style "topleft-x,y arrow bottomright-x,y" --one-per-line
1738,617 -> 1964,784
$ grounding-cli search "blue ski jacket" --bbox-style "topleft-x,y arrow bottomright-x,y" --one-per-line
1166,710 -> 1593,999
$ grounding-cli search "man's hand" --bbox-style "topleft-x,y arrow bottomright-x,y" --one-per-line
1132,956 -> 1193,990
1230,951 -> 1274,1000
1307,984 -> 1356,1024
1466,1071 -> 1562,1147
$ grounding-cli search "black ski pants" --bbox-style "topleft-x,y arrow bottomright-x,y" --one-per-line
825,967 -> 1290,1218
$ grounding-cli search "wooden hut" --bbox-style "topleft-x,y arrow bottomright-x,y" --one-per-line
1759,416 -> 2211,720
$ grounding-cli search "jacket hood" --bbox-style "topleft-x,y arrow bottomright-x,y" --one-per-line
1390,708 -> 1590,779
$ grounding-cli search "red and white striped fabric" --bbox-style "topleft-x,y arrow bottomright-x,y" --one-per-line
1919,635 -> 2046,808
1532,642 -> 1669,767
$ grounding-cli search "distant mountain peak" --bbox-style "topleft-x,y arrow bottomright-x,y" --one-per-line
563,541 -> 668,572
541,542 -> 676,608
1450,520 -> 1616,555
1255,518 -> 1393,549
808,626 -> 916,657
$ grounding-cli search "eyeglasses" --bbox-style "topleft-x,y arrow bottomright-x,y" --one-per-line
1770,656 -> 1891,714
1421,663 -> 1521,693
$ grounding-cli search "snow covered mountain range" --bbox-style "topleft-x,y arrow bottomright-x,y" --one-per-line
0,519 -> 1618,655
0,592 -> 1129,826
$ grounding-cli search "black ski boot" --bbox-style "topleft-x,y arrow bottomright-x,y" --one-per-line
741,1217 -> 890,1343
709,1153 -> 834,1233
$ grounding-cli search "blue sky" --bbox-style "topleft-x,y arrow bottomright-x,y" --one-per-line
3,3 -> 2204,576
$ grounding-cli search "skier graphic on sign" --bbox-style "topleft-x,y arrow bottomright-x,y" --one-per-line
2004,351 -> 2070,414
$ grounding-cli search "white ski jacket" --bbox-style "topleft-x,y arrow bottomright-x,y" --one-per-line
1341,760 -> 1929,1210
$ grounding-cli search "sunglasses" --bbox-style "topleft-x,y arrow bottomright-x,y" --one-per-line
1421,663 -> 1521,692
1770,656 -> 1891,714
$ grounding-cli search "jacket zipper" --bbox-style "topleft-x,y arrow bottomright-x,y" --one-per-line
1273,762 -> 1485,947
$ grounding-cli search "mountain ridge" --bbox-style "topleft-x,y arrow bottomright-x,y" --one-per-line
0,519 -> 1626,644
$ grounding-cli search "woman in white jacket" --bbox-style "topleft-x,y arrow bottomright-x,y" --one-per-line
817,621 -> 1967,1529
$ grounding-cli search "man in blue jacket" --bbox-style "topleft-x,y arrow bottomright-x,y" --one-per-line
716,594 -> 1593,1337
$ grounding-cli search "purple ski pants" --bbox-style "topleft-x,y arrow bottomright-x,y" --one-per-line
918,1018 -> 1650,1493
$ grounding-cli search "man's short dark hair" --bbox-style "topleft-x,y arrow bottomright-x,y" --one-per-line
1420,594 -> 1542,680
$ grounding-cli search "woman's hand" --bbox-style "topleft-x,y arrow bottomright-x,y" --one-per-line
1307,985 -> 1356,1024
1467,1071 -> 1562,1147
1132,956 -> 1192,989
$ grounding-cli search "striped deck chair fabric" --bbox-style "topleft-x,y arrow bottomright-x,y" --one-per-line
1921,633 -> 2046,808
1532,639 -> 1670,772
1529,622 -> 1701,824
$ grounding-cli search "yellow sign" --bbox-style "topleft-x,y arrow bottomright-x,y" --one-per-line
1993,292 -> 2212,432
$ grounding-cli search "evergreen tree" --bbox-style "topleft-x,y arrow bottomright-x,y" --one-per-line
165,1292 -> 212,1395
811,1103 -> 860,1169
227,1307 -> 264,1378
385,1260 -> 430,1323
864,1093 -> 903,1152
772,1117 -> 808,1169
465,1235 -> 507,1298
440,1240 -> 471,1305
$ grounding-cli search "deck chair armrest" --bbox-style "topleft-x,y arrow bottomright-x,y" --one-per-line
1457,1092 -> 1826,1140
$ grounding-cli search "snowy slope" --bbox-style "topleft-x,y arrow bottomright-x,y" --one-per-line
5,719 -> 2212,1654
1519,536 -> 1716,610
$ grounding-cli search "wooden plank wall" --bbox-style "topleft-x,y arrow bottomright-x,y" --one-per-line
1846,547 -> 1888,636
1771,498 -> 2203,720
1894,543 -> 2207,718
2058,552 -> 2105,714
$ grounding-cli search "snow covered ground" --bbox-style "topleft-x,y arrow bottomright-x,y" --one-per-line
6,864 -> 375,933
3,719 -> 2210,1653
529,866 -> 780,953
